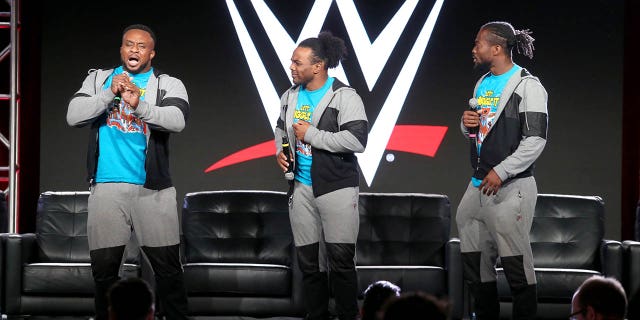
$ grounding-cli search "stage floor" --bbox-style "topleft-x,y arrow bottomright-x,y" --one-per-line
4,317 -> 304,320
3,317 -> 304,320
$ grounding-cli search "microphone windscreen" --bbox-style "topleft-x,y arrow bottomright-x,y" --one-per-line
468,98 -> 478,109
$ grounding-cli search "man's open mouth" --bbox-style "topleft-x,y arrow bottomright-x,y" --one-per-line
128,57 -> 140,66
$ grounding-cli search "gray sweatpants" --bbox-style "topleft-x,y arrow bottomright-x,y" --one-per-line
456,176 -> 537,285
289,182 -> 359,270
88,183 -> 180,250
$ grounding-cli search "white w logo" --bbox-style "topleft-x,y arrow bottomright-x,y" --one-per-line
225,0 -> 445,186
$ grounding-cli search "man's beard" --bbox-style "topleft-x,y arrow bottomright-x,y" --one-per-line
473,60 -> 491,73
293,77 -> 310,86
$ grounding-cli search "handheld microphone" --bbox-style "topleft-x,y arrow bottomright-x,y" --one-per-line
281,136 -> 295,180
468,98 -> 479,138
109,95 -> 122,114
111,70 -> 124,112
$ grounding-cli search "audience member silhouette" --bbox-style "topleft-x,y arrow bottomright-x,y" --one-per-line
382,291 -> 449,320
570,276 -> 627,320
108,278 -> 155,320
627,288 -> 639,320
361,280 -> 401,320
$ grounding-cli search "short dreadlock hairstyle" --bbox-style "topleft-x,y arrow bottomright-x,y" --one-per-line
298,31 -> 347,69
123,24 -> 157,49
481,21 -> 535,59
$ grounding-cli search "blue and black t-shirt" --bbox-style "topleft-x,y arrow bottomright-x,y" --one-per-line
471,64 -> 521,187
294,77 -> 334,185
96,66 -> 153,185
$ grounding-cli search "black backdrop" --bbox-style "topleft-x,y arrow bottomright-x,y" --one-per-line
39,1 -> 623,238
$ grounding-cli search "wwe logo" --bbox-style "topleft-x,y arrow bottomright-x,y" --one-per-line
212,0 -> 446,186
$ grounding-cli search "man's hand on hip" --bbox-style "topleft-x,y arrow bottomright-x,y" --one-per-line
479,169 -> 503,196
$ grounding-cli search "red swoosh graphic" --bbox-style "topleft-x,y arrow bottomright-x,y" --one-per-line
204,125 -> 448,173
386,125 -> 448,157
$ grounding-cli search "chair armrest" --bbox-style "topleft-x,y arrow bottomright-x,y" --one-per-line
601,239 -> 623,280
5,233 -> 38,314
0,233 -> 9,312
446,238 -> 463,320
623,240 -> 640,298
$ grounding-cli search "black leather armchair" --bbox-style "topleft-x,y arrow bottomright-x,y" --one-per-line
496,194 -> 623,319
357,193 -> 463,319
0,191 -> 7,232
622,240 -> 640,318
0,191 -> 7,314
3,191 -> 141,316
181,190 -> 303,317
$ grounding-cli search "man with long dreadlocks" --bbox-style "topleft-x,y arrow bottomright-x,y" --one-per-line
456,21 -> 548,319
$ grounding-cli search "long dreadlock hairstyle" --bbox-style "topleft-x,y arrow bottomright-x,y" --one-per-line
481,21 -> 535,59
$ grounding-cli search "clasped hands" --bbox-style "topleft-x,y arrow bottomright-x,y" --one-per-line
111,72 -> 141,109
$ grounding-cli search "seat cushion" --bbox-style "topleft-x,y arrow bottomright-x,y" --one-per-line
497,268 -> 600,303
184,263 -> 291,297
23,263 -> 140,294
182,191 -> 293,266
529,195 -> 604,269
357,266 -> 447,297
36,192 -> 91,262
357,193 -> 450,267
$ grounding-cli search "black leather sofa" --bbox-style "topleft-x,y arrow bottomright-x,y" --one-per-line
180,191 -> 463,318
3,191 -> 141,317
495,194 -> 623,319
2,190 -> 625,319
0,191 -> 6,315
357,192 -> 463,319
0,191 -> 7,232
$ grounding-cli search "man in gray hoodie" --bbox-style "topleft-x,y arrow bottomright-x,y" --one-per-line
275,32 -> 368,320
457,21 -> 548,320
67,24 -> 189,320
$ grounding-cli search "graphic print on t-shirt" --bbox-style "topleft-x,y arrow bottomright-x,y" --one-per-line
475,64 -> 521,153
294,104 -> 313,158
294,102 -> 316,185
476,89 -> 498,148
107,92 -> 148,134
